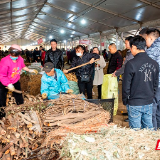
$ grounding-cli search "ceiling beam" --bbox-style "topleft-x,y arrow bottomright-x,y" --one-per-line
25,30 -> 46,37
21,0 -> 48,38
36,17 -> 87,35
10,0 -> 13,28
0,18 -> 32,27
0,2 -> 44,15
33,21 -> 60,31
138,0 -> 160,9
0,27 -> 28,35
32,23 -> 47,30
0,0 -> 18,5
0,24 -> 30,32
40,11 -> 99,33
0,20 -> 31,28
0,32 -> 21,38
26,22 -> 71,39
0,11 -> 39,23
25,33 -> 45,41
46,2 -> 114,29
0,36 -> 21,43
74,0 -> 140,23
24,27 -> 72,41
25,34 -> 44,41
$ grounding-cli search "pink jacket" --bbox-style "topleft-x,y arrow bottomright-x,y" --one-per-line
0,55 -> 25,86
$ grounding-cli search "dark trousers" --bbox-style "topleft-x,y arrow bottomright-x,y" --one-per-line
0,81 -> 24,118
153,99 -> 160,130
152,88 -> 160,130
98,85 -> 102,99
78,78 -> 93,99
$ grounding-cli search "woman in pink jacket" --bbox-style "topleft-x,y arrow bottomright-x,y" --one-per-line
0,44 -> 37,119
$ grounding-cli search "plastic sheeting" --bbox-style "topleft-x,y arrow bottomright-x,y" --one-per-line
102,74 -> 118,116
68,80 -> 80,95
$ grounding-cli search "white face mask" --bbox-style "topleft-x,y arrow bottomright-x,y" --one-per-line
76,52 -> 82,57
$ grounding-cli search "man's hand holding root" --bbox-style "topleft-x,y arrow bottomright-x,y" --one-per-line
66,89 -> 73,94
42,93 -> 47,99
63,69 -> 68,74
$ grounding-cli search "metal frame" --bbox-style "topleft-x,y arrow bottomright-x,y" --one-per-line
75,0 -> 140,23
21,0 -> 48,38
86,98 -> 115,123
138,0 -> 160,9
36,17 -> 87,35
0,0 -> 19,5
46,2 -> 115,29
0,0 -> 160,44
0,3 -> 44,15
40,11 -> 99,33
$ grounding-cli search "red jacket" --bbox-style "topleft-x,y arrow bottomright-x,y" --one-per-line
41,51 -> 46,66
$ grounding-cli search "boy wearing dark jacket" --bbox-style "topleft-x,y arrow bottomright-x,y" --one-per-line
122,36 -> 159,130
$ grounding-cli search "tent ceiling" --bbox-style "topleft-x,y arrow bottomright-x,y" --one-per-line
0,0 -> 160,44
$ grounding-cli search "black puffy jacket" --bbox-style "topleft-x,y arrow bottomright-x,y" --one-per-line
45,48 -> 64,70
70,52 -> 100,78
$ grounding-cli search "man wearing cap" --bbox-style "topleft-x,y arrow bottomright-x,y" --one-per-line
41,62 -> 72,100
0,44 -> 38,119
45,39 -> 64,70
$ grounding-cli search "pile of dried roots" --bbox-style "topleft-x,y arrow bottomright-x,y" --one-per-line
61,125 -> 160,160
65,73 -> 78,82
0,110 -> 57,160
6,93 -> 43,107
19,74 -> 42,96
1,94 -> 110,159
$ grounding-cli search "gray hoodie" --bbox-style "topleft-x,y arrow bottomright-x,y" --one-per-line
115,50 -> 134,77
146,37 -> 160,87
146,37 -> 160,101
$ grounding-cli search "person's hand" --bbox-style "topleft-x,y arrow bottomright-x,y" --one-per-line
112,71 -> 117,77
42,93 -> 47,99
63,69 -> 68,74
66,89 -> 73,94
89,58 -> 95,64
7,84 -> 15,92
29,69 -> 38,74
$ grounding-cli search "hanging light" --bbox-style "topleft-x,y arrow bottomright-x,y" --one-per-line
49,35 -> 53,39
60,29 -> 65,34
81,19 -> 86,25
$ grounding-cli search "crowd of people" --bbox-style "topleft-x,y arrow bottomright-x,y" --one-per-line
120,28 -> 160,131
24,46 -> 46,65
0,27 -> 160,132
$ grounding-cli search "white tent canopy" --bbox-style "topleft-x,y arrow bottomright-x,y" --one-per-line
0,0 -> 160,49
